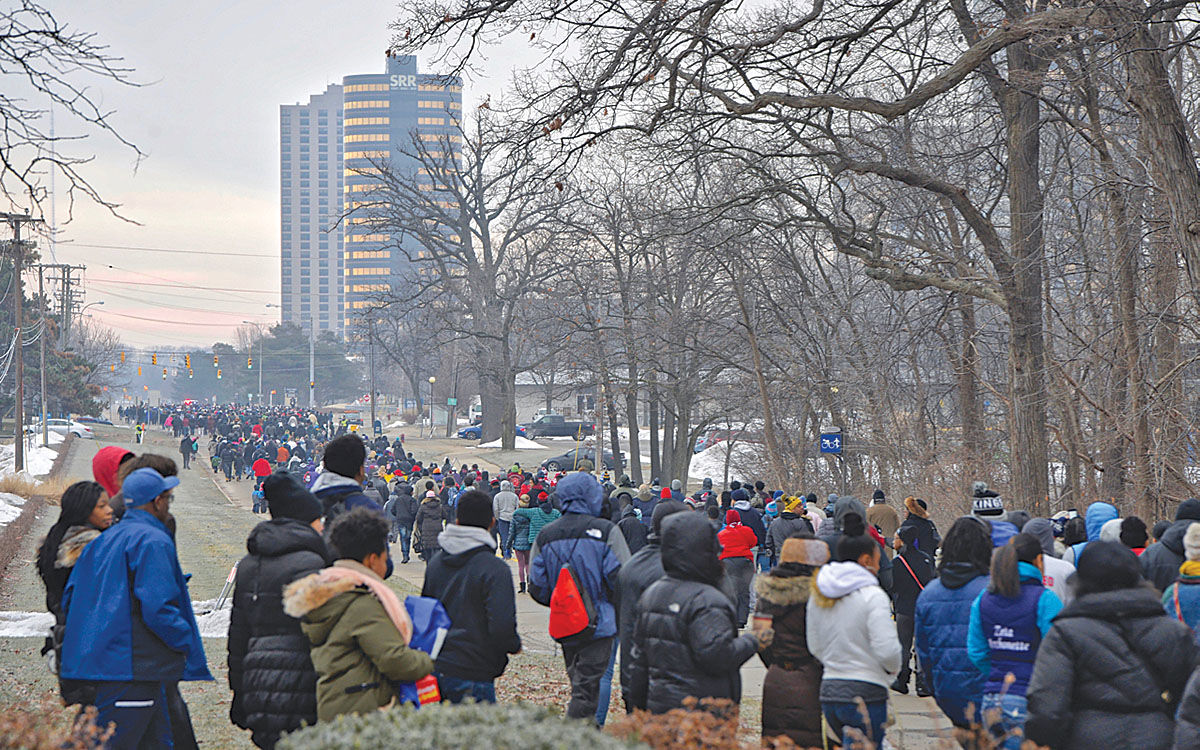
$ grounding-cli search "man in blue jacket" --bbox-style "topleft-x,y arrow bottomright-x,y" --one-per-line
310,434 -> 392,577
61,467 -> 212,748
529,471 -> 630,722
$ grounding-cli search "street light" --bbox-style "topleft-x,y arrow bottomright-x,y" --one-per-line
428,376 -> 436,439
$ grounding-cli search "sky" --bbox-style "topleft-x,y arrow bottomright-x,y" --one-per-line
19,1 -> 520,349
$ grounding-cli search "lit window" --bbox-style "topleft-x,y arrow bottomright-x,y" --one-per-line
344,83 -> 389,92
345,167 -> 382,176
345,133 -> 390,143
349,250 -> 391,259
344,100 -> 390,110
347,234 -> 389,243
345,150 -> 388,160
345,117 -> 390,127
418,117 -> 446,125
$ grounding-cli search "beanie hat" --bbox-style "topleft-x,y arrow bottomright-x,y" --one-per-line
455,490 -> 494,529
671,479 -> 682,491
660,488 -> 672,500
897,525 -> 920,545
1075,540 -> 1142,591
904,496 -> 929,519
765,501 -> 779,518
971,483 -> 1005,518
872,489 -> 885,501
1119,517 -> 1148,549
263,471 -> 322,524
1177,498 -> 1200,522
731,488 -> 750,503
725,509 -> 741,525
1185,522 -> 1200,562
785,497 -> 804,513
779,537 -> 830,566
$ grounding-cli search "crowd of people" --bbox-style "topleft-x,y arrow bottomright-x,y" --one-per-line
31,406 -> 1200,749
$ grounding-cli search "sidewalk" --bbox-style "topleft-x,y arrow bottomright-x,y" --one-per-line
390,547 -> 954,748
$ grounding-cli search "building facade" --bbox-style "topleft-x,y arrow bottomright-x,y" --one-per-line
342,54 -> 461,338
280,56 -> 461,340
280,84 -> 344,337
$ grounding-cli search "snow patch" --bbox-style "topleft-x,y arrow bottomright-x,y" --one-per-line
0,493 -> 25,527
479,436 -> 546,450
0,601 -> 237,640
688,442 -> 759,481
0,440 -> 58,479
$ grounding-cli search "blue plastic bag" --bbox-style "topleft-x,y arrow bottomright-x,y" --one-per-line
395,596 -> 452,707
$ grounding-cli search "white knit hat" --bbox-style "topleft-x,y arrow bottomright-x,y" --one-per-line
1185,522 -> 1200,562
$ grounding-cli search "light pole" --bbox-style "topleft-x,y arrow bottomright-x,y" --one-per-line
427,376 -> 436,440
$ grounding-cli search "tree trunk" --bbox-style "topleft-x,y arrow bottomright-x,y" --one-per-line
648,376 -> 661,483
957,295 -> 985,495
1000,45 -> 1050,515
660,397 -> 676,483
624,382 -> 643,485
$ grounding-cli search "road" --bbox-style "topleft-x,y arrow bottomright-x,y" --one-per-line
0,423 -> 952,748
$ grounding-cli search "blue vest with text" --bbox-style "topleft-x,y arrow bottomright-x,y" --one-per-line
977,581 -> 1043,695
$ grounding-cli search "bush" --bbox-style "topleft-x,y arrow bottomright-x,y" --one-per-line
0,701 -> 111,749
277,701 -> 646,750
606,698 -> 804,749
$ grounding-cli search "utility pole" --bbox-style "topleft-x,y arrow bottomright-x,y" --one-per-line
595,382 -> 605,480
1,213 -> 40,472
37,265 -> 46,447
308,324 -> 315,408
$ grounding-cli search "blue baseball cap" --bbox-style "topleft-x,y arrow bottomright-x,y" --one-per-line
122,467 -> 180,507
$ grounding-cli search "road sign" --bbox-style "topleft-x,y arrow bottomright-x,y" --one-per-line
404,399 -> 417,409
819,433 -> 843,454
447,397 -> 458,406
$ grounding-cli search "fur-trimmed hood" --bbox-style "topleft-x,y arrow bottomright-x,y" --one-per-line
56,526 -> 101,569
904,496 -> 929,519
283,571 -> 358,621
755,570 -> 814,607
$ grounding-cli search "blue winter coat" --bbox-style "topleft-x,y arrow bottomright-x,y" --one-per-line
60,509 -> 212,683
915,562 -> 989,727
529,473 -> 631,641
1066,501 -> 1119,564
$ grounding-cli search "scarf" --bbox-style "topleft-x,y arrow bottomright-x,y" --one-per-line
323,560 -> 412,644
1180,560 -> 1200,578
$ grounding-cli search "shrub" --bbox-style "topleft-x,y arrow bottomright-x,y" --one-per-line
277,701 -> 646,750
0,701 -> 111,749
606,698 -> 804,749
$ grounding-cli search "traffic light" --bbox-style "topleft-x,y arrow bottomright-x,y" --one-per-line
185,354 -> 191,368
137,366 -> 142,376
120,351 -> 125,364
213,355 -> 219,367
162,368 -> 167,379
247,356 -> 253,369
309,381 -> 315,388
152,353 -> 157,365
110,365 -> 115,373
217,369 -> 223,379
188,369 -> 193,379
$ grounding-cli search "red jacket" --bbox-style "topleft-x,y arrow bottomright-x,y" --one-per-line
252,458 -> 272,477
718,523 -> 757,560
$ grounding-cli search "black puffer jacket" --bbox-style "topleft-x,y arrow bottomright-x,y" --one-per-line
228,519 -> 330,749
1175,667 -> 1200,750
618,505 -> 648,555
626,513 -> 758,713
1142,515 -> 1198,592
1026,586 -> 1197,750
618,539 -> 666,709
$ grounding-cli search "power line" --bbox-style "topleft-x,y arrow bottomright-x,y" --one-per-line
91,286 -> 278,314
58,241 -> 277,259
88,277 -> 277,295
91,308 -> 267,327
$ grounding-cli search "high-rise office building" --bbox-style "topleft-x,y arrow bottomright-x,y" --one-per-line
342,54 -> 462,337
280,85 -> 344,337
279,55 -> 461,341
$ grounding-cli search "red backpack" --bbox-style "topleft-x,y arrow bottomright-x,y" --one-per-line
548,557 -> 597,646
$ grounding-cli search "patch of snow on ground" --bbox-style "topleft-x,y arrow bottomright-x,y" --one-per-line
688,442 -> 758,481
0,601 -> 232,639
479,436 -> 546,450
0,440 -> 58,478
0,494 -> 24,527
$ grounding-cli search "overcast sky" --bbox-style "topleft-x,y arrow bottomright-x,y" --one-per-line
30,2 -> 514,349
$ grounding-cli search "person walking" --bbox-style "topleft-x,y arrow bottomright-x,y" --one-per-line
1161,522 -> 1200,634
1143,498 -> 1200,592
283,508 -> 434,722
866,489 -> 902,554
421,490 -> 521,703
310,435 -> 392,576
892,524 -> 935,695
492,480 -> 519,561
718,509 -> 759,628
389,482 -> 419,564
617,501 -> 648,555
510,495 -> 533,594
414,490 -> 445,562
626,512 -> 771,714
754,533 -> 829,747
36,481 -> 113,708
528,472 -> 631,723
512,492 -> 561,590
228,472 -> 330,749
179,434 -> 193,470
1026,541 -> 1196,750
767,497 -> 814,558
968,533 -> 1063,749
59,468 -> 212,747
914,516 -> 993,731
807,513 -> 901,747
898,496 -> 940,555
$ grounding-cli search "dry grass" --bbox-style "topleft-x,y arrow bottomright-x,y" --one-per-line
0,474 -> 73,503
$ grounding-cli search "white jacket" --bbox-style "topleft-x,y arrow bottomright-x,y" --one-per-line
806,561 -> 902,688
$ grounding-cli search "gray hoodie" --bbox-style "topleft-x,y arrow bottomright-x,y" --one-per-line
492,481 -> 519,522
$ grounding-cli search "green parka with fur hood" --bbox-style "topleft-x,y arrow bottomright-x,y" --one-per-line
283,560 -> 432,722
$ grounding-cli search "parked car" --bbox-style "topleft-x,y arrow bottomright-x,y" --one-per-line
540,447 -> 624,472
73,416 -> 113,426
456,424 -> 528,440
26,418 -> 94,439
520,414 -> 595,439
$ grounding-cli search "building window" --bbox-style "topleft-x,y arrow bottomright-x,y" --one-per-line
418,117 -> 446,125
345,133 -> 390,143
344,83 -> 389,92
345,100 -> 389,109
345,117 -> 390,126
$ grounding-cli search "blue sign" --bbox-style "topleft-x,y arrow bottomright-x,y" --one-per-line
819,434 -> 843,454
405,399 -> 417,409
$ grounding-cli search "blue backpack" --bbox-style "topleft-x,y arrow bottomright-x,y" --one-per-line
394,596 -> 452,707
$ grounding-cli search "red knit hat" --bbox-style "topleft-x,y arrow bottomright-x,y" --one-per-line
725,509 -> 741,525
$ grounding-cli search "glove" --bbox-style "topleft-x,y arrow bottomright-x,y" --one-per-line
755,628 -> 775,651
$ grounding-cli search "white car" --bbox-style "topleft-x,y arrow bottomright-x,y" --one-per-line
26,418 -> 94,439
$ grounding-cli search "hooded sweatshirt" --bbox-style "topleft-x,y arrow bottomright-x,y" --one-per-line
492,481 -> 519,523
1023,517 -> 1075,605
422,524 -> 520,681
1064,501 -> 1118,566
818,496 -> 894,593
807,561 -> 901,692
